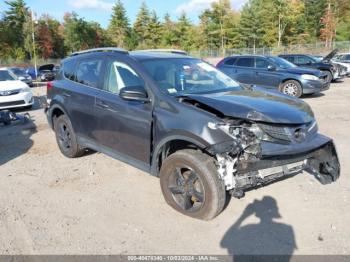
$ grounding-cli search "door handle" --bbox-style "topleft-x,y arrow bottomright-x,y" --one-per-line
62,92 -> 71,98
96,101 -> 110,109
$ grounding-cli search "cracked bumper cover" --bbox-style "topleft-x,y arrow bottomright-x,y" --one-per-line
208,134 -> 340,190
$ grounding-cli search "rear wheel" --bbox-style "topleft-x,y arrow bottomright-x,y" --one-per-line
280,80 -> 302,98
54,115 -> 85,158
160,149 -> 226,220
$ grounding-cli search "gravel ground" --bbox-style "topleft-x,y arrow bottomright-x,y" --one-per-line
0,79 -> 349,256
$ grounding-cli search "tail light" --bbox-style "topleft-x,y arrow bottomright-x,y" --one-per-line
47,81 -> 53,92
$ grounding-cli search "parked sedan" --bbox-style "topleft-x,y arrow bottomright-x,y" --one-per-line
8,67 -> 34,87
0,68 -> 34,110
332,54 -> 350,76
217,55 -> 329,97
279,51 -> 342,83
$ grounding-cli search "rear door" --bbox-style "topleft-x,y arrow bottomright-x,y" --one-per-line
253,57 -> 281,89
59,55 -> 105,141
93,55 -> 153,169
233,57 -> 256,85
217,57 -> 239,79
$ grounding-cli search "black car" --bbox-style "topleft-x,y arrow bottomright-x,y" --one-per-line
27,64 -> 56,82
8,67 -> 33,87
45,48 -> 340,220
216,55 -> 329,97
279,51 -> 342,83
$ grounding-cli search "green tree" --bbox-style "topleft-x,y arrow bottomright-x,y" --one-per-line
3,0 -> 29,59
237,0 -> 265,50
133,1 -> 151,48
161,13 -> 177,47
145,11 -> 163,48
199,0 -> 240,52
108,0 -> 130,48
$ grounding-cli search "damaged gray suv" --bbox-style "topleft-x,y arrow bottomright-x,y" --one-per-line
46,48 -> 340,220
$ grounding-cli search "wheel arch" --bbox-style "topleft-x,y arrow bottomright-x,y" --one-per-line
49,104 -> 69,129
279,78 -> 303,92
151,135 -> 209,177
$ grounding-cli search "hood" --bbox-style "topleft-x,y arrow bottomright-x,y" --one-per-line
39,64 -> 55,71
323,49 -> 338,62
280,67 -> 322,77
0,80 -> 28,91
184,88 -> 314,124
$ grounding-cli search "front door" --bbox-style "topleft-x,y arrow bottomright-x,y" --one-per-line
94,55 -> 153,168
253,57 -> 280,89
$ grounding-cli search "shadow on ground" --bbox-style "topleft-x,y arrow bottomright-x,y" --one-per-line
0,110 -> 37,166
221,196 -> 297,262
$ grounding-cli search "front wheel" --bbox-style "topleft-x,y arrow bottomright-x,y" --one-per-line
280,80 -> 303,98
322,70 -> 333,83
159,149 -> 226,220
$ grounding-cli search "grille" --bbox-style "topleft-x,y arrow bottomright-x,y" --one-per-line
0,89 -> 21,96
260,124 -> 291,141
0,100 -> 25,107
259,121 -> 318,143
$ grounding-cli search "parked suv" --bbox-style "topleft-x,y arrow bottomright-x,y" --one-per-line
279,52 -> 342,83
217,55 -> 329,97
46,48 -> 340,220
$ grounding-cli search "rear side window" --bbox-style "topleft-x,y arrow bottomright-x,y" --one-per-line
236,58 -> 254,67
224,58 -> 238,66
63,60 -> 76,81
282,56 -> 294,63
76,59 -> 103,88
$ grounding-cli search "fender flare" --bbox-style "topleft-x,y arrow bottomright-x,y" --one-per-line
151,134 -> 209,176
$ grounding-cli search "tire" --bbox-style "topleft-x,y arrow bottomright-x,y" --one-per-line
159,149 -> 226,220
322,70 -> 333,83
54,114 -> 85,158
280,80 -> 303,98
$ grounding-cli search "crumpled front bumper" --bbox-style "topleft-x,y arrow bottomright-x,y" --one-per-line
231,134 -> 340,190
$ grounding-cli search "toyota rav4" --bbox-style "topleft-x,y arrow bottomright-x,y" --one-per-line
45,48 -> 340,220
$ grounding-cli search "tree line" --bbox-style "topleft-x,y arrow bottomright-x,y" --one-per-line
0,0 -> 349,61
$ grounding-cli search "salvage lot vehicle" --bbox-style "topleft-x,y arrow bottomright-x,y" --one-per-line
45,48 -> 340,220
216,55 -> 329,97
0,68 -> 34,110
279,51 -> 343,83
26,64 -> 57,82
8,67 -> 34,87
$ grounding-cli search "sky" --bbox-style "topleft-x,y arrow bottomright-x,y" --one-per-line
0,0 -> 248,28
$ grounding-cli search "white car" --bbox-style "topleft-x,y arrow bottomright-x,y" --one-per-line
0,68 -> 34,110
333,54 -> 350,76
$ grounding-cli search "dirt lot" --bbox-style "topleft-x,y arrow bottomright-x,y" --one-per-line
0,79 -> 349,256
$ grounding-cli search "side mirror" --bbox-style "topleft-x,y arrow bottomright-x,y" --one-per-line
119,85 -> 150,102
267,65 -> 276,71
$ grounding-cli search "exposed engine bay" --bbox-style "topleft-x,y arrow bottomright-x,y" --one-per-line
206,118 -> 340,198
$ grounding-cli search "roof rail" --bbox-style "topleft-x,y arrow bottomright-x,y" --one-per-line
138,49 -> 188,55
70,47 -> 128,57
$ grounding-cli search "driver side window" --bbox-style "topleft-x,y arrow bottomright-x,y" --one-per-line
255,58 -> 271,69
297,56 -> 312,65
104,60 -> 144,94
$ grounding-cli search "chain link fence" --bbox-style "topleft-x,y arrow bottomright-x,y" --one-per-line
190,41 -> 350,58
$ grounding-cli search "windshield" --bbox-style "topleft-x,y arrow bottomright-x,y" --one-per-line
267,57 -> 296,69
0,70 -> 16,81
312,56 -> 323,62
11,68 -> 26,76
141,58 -> 241,96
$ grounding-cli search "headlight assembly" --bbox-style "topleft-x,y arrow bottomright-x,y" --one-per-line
20,87 -> 31,93
301,74 -> 319,81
